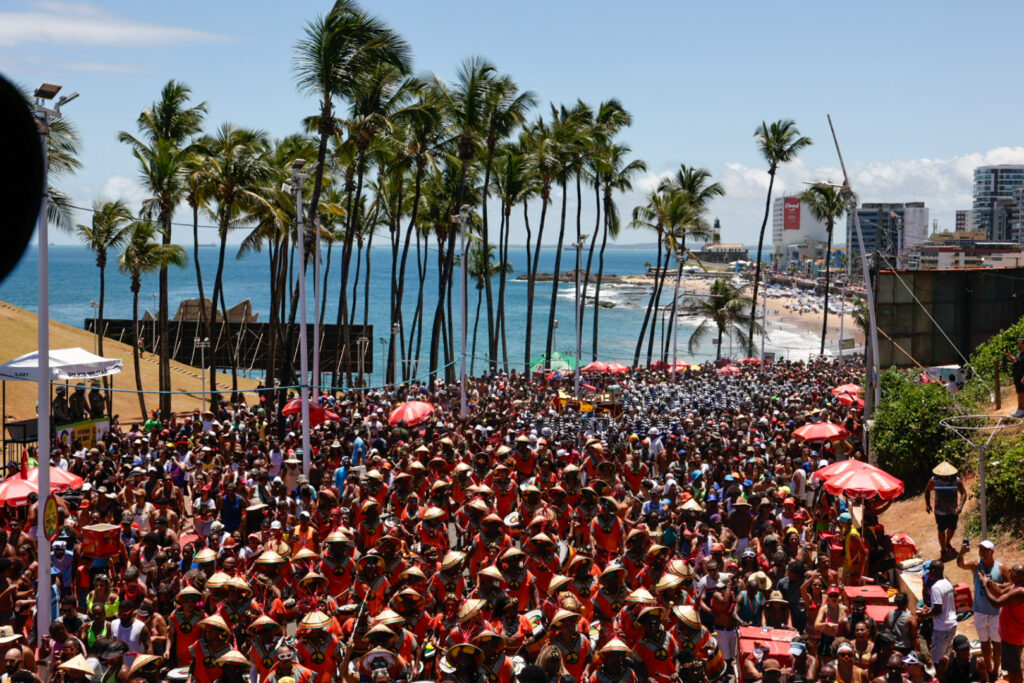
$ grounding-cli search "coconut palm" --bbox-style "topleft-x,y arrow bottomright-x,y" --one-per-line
799,184 -> 846,355
630,189 -> 675,367
74,199 -> 133,358
118,221 -> 186,418
468,243 -> 513,374
686,277 -> 759,360
748,119 -> 812,352
293,0 -> 411,229
193,124 -> 272,397
118,80 -> 206,417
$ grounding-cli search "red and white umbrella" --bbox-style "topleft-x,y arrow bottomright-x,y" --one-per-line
716,365 -> 742,376
26,466 -> 83,493
581,361 -> 610,374
831,383 -> 863,397
606,362 -> 630,374
281,399 -> 340,426
836,393 -> 865,409
388,401 -> 435,427
793,422 -> 850,443
811,458 -> 869,483
0,451 -> 36,507
823,461 -> 904,500
738,357 -> 762,365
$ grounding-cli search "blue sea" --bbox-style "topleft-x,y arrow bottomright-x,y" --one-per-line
0,244 -> 818,387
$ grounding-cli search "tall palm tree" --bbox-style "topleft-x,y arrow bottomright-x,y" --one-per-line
118,80 -> 206,418
686,277 -> 759,360
799,184 -> 846,355
118,222 -> 186,419
631,190 -> 673,367
193,124 -> 272,397
293,0 -> 411,229
748,119 -> 812,352
467,242 -> 512,374
75,199 -> 133,357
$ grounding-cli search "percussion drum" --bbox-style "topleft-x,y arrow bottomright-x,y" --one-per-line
166,667 -> 190,683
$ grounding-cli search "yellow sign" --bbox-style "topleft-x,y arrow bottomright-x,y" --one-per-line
43,496 -> 58,542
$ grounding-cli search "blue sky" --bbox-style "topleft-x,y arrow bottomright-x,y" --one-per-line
4,0 -> 1024,246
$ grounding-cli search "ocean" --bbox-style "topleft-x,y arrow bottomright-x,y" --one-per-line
0,244 -> 819,387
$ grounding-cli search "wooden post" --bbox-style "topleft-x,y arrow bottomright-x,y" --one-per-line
995,361 -> 1001,409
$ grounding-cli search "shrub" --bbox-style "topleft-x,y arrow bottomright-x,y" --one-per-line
873,368 -> 971,491
962,313 -> 1024,403
978,436 -> 1024,527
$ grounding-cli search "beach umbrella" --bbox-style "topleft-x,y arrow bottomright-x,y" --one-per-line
26,466 -> 83,493
793,422 -> 850,443
831,383 -> 863,396
716,365 -> 742,376
607,362 -> 630,374
835,393 -> 865,409
738,357 -> 762,365
581,361 -> 610,374
823,461 -> 904,500
388,401 -> 435,427
281,399 -> 340,426
649,360 -> 668,371
811,458 -> 871,483
0,453 -> 37,507
530,352 -> 577,373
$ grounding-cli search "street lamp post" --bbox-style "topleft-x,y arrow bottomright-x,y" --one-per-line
312,216 -> 321,399
33,81 -> 77,646
151,292 -> 157,352
450,206 -> 470,418
291,159 -> 312,475
670,252 -> 683,381
552,320 -> 558,360
194,337 -> 209,411
573,235 -> 588,397
379,337 -> 388,386
90,301 -> 99,354
356,336 -> 368,391
391,322 -> 400,387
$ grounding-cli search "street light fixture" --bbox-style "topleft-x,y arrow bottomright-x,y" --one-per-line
391,322 -> 400,386
572,235 -> 588,397
291,158 -> 312,475
194,337 -> 210,411
451,205 -> 470,418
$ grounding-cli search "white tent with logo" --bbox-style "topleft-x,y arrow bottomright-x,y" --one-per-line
0,347 -> 122,382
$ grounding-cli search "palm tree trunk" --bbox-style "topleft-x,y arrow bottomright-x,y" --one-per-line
396,165 -> 425,380
482,144 -> 497,373
646,249 -> 671,366
524,196 -> 545,372
210,230 -> 228,397
593,190 -> 611,361
820,221 -> 834,356
350,238 -> 363,324
748,168 -> 777,354
544,180 -> 569,367
716,323 -> 724,360
319,241 -> 333,328
98,258 -> 110,413
158,211 -> 171,418
363,230 -> 373,328
471,286 -> 483,375
132,285 -> 146,418
633,229 -> 663,367
496,206 -> 511,371
411,230 -> 427,379
581,183 -> 601,358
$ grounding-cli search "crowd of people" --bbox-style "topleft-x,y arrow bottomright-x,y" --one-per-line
0,358 -> 1013,683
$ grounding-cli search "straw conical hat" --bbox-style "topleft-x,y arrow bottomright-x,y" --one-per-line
471,629 -> 507,649
247,615 -> 282,633
673,605 -> 701,629
127,654 -> 163,677
366,623 -> 398,644
636,605 -> 667,624
445,643 -> 483,667
299,611 -> 332,630
550,608 -> 581,628
373,609 -> 405,627
668,559 -> 695,579
215,650 -> 248,668
58,655 -> 95,676
600,564 -> 626,579
400,566 -> 427,581
440,551 -> 466,571
655,573 -> 683,593
255,549 -> 285,565
299,571 -> 327,585
933,461 -> 957,476
458,598 -> 486,623
199,615 -> 230,632
205,571 -> 230,590
600,638 -> 632,656
175,586 -> 202,603
547,574 -> 572,595
194,548 -> 217,563
293,548 -> 320,562
423,506 -> 445,521
626,588 -> 656,605
478,565 -> 505,582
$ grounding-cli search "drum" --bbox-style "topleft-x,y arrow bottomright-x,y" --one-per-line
524,609 -> 547,657
704,636 -> 727,681
511,655 -> 526,675
557,540 -> 571,568
166,667 -> 189,683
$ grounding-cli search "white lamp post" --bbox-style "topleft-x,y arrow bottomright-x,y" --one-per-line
292,159 -> 311,475
194,337 -> 209,411
451,206 -> 470,418
90,301 -> 99,354
572,236 -> 588,397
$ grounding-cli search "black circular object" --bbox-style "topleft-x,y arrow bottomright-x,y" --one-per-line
0,75 -> 44,284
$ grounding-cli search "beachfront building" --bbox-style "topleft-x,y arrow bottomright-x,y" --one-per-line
955,209 -> 973,232
905,229 -> 1024,269
845,202 -> 929,265
693,242 -> 748,263
972,165 -> 1024,242
772,195 -> 829,264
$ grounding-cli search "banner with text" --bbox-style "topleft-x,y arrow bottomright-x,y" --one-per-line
784,197 -> 801,230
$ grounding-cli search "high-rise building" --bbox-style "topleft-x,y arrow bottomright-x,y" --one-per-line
846,202 -> 929,264
772,195 -> 829,262
955,210 -> 973,232
972,165 -> 1024,241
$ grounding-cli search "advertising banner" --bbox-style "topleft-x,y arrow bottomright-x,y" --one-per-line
784,197 -> 801,230
55,418 -> 110,449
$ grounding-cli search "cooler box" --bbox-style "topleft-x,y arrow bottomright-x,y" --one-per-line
738,626 -> 798,668
891,532 -> 917,563
954,583 -> 973,615
81,524 -> 120,557
819,532 -> 844,568
865,604 -> 896,624
844,584 -> 890,607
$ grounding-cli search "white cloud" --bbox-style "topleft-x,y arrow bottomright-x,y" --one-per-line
102,175 -> 147,210
634,169 -> 673,194
0,2 -> 222,48
59,61 -> 142,74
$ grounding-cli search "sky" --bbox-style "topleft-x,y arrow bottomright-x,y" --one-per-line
5,0 -> 1024,247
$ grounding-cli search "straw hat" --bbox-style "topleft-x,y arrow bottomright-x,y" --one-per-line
205,571 -> 230,590
299,611 -> 332,630
440,551 -> 466,572
550,608 -> 582,628
372,609 -> 405,627
293,548 -> 320,562
458,599 -> 487,623
58,655 -> 95,677
500,547 -> 525,562
226,576 -> 251,594
645,544 -> 669,562
361,500 -> 381,513
528,532 -> 554,547
255,550 -> 285,565
654,573 -> 683,594
626,588 -> 657,605
0,626 -> 21,646
360,647 -> 401,675
567,555 -> 593,573
636,605 -> 667,625
599,638 -> 632,656
547,574 -> 572,595
673,605 -> 701,629
733,496 -> 751,508
600,564 -> 627,579
400,566 -> 427,582
747,571 -> 773,591
933,461 -> 957,477
668,559 -> 695,580
247,615 -> 282,634
214,649 -> 247,668
392,588 -> 424,608
194,548 -> 217,564
357,553 -> 384,571
198,615 -> 231,632
324,530 -> 348,545
681,498 -> 703,513
472,630 -> 507,650
768,590 -> 788,605
299,571 -> 328,586
445,643 -> 483,667
482,513 -> 503,525
175,586 -> 202,603
423,506 -> 445,521
478,565 -> 505,582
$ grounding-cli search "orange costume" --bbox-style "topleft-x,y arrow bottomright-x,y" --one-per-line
296,635 -> 341,682
169,610 -> 202,667
188,640 -> 230,683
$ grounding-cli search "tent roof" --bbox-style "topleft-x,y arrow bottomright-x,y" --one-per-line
0,347 -> 123,382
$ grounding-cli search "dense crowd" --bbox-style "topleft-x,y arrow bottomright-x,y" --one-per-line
0,359 -> 1011,683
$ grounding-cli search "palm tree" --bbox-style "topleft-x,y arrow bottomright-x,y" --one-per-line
193,124 -> 272,397
293,0 -> 411,230
75,199 -> 133,357
119,222 -> 186,418
748,119 -> 812,352
468,243 -> 512,374
118,80 -> 206,418
799,184 -> 846,355
630,190 -> 674,367
686,277 -> 759,360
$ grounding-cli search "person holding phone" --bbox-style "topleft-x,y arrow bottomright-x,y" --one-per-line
959,539 -> 1004,677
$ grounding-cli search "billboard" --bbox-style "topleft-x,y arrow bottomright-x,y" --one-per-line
784,197 -> 801,230
55,418 -> 110,449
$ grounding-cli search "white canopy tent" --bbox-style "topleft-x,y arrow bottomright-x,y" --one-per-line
0,347 -> 122,381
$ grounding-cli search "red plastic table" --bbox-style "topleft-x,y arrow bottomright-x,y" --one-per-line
844,584 -> 890,606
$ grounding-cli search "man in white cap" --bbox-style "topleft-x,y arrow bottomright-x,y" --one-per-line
959,539 -> 1004,677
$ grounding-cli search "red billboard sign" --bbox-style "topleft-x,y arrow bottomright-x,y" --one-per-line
784,197 -> 801,230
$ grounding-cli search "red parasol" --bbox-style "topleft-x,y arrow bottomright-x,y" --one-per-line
281,399 -> 340,426
581,361 -> 610,374
831,383 -> 863,396
0,451 -> 37,506
607,362 -> 630,374
649,360 -> 668,371
388,401 -> 435,427
823,461 -> 904,500
26,466 -> 83,493
811,458 -> 869,483
717,365 -> 742,376
738,357 -> 762,365
836,392 -> 865,409
793,422 -> 850,442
